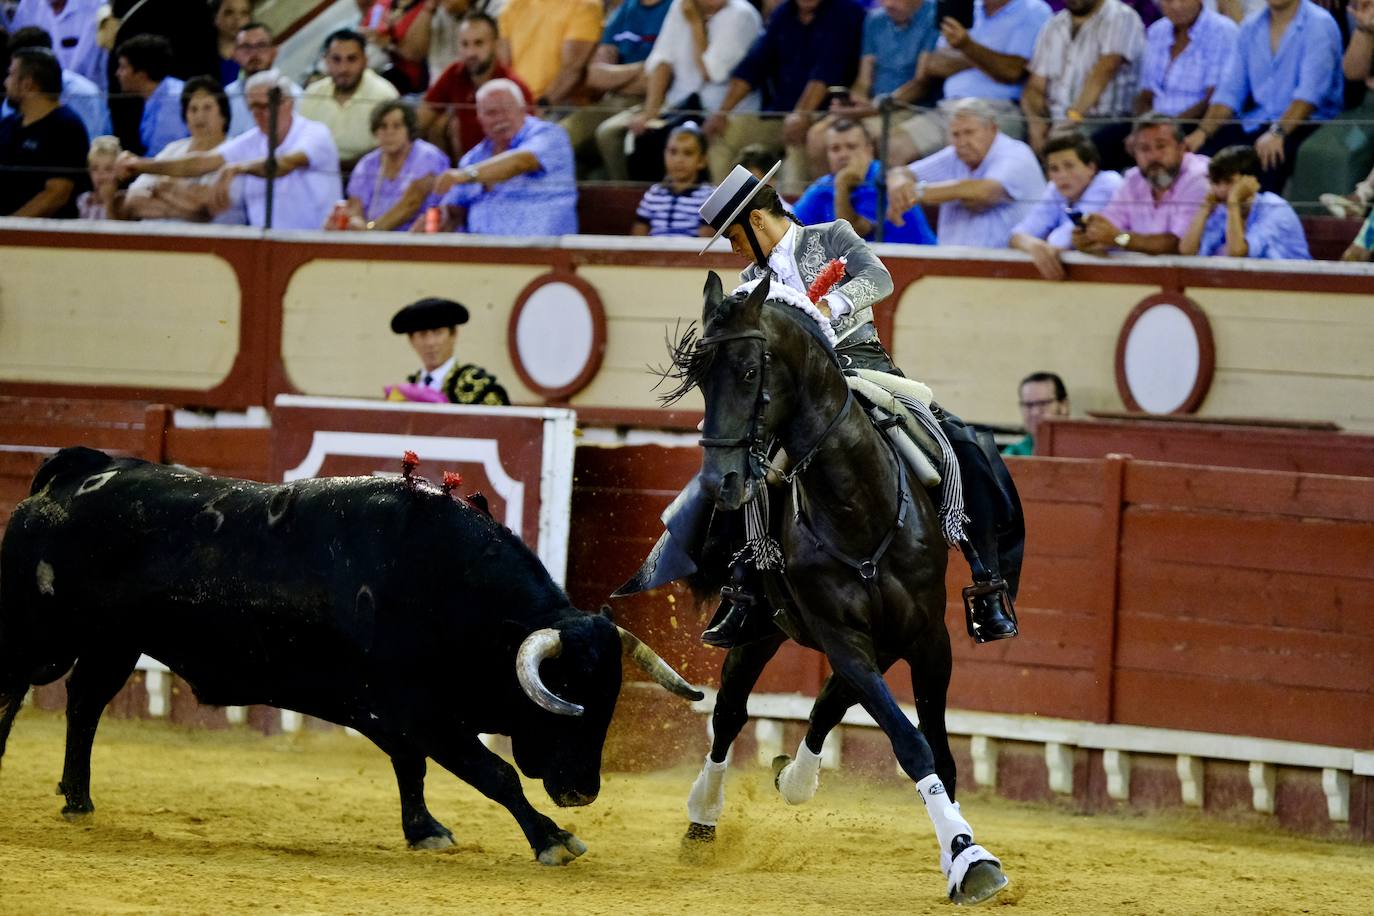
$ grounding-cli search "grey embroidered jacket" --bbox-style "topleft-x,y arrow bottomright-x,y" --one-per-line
739,219 -> 894,342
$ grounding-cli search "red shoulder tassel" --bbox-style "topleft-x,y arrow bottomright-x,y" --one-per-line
441,471 -> 464,497
807,258 -> 847,304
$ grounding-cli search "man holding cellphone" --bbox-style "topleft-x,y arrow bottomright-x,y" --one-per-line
1008,131 -> 1121,279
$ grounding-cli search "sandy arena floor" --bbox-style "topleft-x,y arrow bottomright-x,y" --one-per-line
0,711 -> 1369,916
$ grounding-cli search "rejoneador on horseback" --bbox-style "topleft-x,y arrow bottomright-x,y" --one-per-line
613,163 -> 1023,904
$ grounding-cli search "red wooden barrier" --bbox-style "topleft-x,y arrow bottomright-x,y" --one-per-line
1040,415 -> 1374,477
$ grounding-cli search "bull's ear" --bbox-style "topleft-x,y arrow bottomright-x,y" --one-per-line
598,603 -> 616,624
702,271 -> 723,320
740,274 -> 770,324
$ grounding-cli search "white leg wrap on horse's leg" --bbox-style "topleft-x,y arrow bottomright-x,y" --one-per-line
687,755 -> 729,826
915,774 -> 974,858
915,775 -> 1001,897
777,738 -> 823,805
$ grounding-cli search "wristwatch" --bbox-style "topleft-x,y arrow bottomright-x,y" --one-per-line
464,165 -> 480,181
1267,124 -> 1287,138
1114,232 -> 1132,249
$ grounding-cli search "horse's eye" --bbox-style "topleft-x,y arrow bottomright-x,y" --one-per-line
743,367 -> 758,382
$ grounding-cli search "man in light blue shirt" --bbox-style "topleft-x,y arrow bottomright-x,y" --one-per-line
886,97 -> 1046,248
1134,0 -> 1236,121
1180,145 -> 1311,260
2,26 -> 111,140
794,118 -> 935,244
886,0 -> 1053,164
435,79 -> 578,236
1184,0 -> 1343,193
114,34 -> 187,156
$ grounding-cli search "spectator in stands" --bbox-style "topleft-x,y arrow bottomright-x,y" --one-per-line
211,0 -> 252,87
615,0 -> 763,183
498,0 -> 602,107
1009,131 -> 1122,279
1184,0 -> 1344,194
1002,371 -> 1068,455
337,100 -> 447,231
431,78 -> 577,235
114,35 -> 187,156
1179,144 -> 1311,259
738,143 -> 777,181
3,26 -> 109,141
117,70 -> 342,231
795,117 -> 935,244
300,29 -> 399,171
422,0 -> 472,78
800,0 -> 939,175
1132,0 -> 1236,124
885,97 -> 1044,248
704,0 -> 867,188
883,0 -> 1053,166
227,22 -> 297,139
0,47 -> 88,217
562,0 -> 671,170
123,76 -> 244,225
363,0 -> 434,93
9,0 -> 102,86
1074,112 -> 1207,254
76,133 -> 120,219
1022,0 -> 1145,171
421,12 -> 532,162
1342,210 -> 1374,261
631,122 -> 713,237
105,0 -> 218,150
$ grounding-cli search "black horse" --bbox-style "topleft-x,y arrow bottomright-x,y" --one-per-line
665,274 -> 1008,906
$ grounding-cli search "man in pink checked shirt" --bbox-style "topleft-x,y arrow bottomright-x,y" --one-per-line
1073,111 -> 1207,255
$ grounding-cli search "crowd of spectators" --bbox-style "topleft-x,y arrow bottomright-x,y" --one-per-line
1,0 -> 1372,262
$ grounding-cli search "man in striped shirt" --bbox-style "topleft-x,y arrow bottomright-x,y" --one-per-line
1022,0 -> 1145,170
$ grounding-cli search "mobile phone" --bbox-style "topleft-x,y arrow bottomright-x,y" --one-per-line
1066,208 -> 1086,229
826,85 -> 850,108
936,0 -> 975,30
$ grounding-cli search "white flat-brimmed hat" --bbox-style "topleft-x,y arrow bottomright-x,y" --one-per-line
698,161 -> 782,254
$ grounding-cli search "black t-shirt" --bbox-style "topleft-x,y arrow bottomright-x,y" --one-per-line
0,105 -> 91,218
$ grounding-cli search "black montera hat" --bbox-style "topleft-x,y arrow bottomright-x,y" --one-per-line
390,297 -> 470,334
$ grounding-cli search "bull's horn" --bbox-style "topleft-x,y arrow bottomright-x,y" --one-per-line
515,628 -> 585,717
618,627 -> 705,702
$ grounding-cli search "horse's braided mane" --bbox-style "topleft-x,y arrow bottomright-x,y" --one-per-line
650,295 -> 838,406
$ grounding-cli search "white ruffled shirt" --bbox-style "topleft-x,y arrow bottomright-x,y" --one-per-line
767,224 -> 853,322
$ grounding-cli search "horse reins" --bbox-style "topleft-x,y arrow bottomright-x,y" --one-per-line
695,322 -> 905,583
695,328 -> 855,483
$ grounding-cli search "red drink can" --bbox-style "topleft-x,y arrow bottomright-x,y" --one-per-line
424,206 -> 442,233
331,201 -> 350,230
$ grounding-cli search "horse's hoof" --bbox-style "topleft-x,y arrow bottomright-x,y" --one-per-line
536,831 -> 587,865
409,833 -> 455,850
771,755 -> 790,790
60,804 -> 93,822
683,822 -> 716,844
949,860 -> 1009,906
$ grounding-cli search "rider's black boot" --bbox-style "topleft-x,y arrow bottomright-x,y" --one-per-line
702,582 -> 755,648
702,561 -> 758,649
962,578 -> 1018,643
958,540 -> 1018,643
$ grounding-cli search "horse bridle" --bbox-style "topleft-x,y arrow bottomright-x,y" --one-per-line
695,328 -> 854,484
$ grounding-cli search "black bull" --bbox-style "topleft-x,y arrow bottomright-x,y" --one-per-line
0,447 -> 701,864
